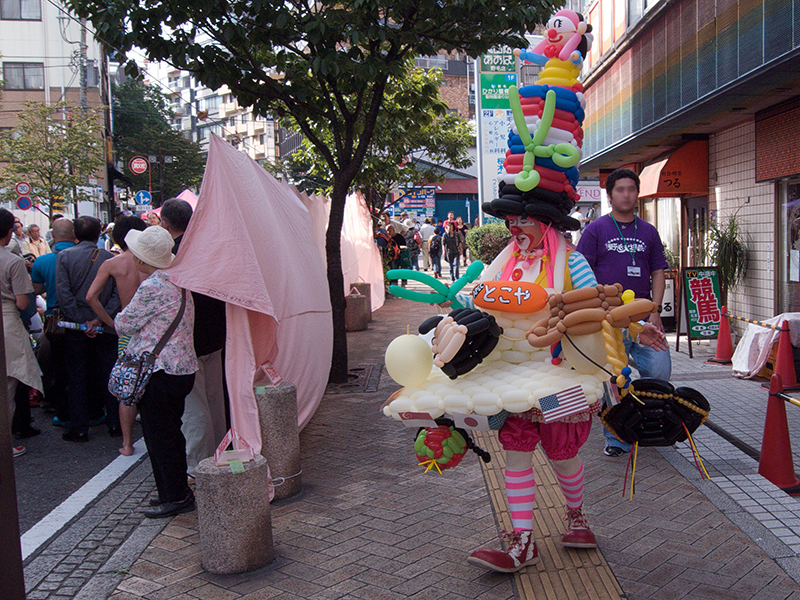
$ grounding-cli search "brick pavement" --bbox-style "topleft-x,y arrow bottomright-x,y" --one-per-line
34,290 -> 800,599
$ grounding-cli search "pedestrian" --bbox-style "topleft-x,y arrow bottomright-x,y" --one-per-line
85,215 -> 148,456
162,198 -> 228,475
31,218 -> 76,431
27,224 -> 50,258
443,211 -> 456,231
403,218 -> 421,271
385,224 -> 406,286
442,221 -> 463,281
576,168 -> 670,457
429,226 -> 443,278
8,220 -> 29,258
46,214 -> 64,249
568,206 -> 584,246
419,218 -> 436,271
146,212 -> 162,227
455,216 -> 469,266
115,226 -> 198,517
56,216 -> 121,443
375,213 -> 391,257
97,223 -> 114,251
586,202 -> 600,221
0,209 -> 43,458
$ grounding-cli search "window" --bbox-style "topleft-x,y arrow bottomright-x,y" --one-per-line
182,76 -> 190,88
2,62 -> 44,90
0,0 -> 40,20
201,95 -> 221,112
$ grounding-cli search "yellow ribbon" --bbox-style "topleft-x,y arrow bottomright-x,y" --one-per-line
417,459 -> 444,475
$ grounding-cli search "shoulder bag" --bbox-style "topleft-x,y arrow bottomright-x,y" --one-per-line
108,289 -> 187,406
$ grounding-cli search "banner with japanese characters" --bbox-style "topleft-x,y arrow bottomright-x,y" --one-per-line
681,267 -> 722,340
476,47 -> 517,223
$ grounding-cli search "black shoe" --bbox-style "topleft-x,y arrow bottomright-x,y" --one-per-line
144,494 -> 195,519
108,426 -> 122,438
603,445 -> 626,457
149,496 -> 163,507
62,431 -> 89,443
14,426 -> 41,440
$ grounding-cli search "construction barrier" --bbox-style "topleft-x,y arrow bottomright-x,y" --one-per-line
759,374 -> 800,496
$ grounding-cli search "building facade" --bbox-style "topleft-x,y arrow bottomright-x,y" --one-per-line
0,0 -> 110,221
580,0 -> 800,322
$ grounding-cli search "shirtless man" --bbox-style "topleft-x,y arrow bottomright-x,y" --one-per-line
86,216 -> 148,455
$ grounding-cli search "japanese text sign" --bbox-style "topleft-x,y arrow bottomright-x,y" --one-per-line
682,268 -> 721,339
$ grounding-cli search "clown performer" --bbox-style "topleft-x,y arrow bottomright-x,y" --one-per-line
382,8 -> 667,574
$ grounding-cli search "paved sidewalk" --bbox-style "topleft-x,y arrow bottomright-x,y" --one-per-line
27,283 -> 800,599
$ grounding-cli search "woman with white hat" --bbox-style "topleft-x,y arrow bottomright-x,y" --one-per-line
115,226 -> 198,518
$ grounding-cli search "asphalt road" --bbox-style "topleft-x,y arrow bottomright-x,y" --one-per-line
13,405 -> 143,533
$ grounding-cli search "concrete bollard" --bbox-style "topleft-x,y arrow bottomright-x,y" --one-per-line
195,455 -> 274,574
255,382 -> 302,500
345,292 -> 370,331
351,282 -> 372,320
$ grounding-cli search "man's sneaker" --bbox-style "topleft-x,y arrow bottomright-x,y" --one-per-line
603,445 -> 626,457
561,507 -> 597,549
467,530 -> 540,573
12,446 -> 26,458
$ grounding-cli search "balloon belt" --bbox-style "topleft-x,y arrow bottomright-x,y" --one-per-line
508,86 -> 581,192
387,261 -> 484,309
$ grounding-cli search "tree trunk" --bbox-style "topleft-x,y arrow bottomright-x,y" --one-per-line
326,179 -> 349,383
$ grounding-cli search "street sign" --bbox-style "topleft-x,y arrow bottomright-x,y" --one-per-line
134,190 -> 152,205
129,156 -> 149,175
134,205 -> 148,213
15,181 -> 31,196
16,196 -> 32,211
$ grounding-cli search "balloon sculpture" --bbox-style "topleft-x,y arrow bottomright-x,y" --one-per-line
381,8 -> 709,576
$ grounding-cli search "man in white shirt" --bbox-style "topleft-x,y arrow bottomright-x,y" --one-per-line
568,207 -> 584,246
419,218 -> 436,271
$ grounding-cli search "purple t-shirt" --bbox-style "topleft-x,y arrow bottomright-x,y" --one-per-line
576,215 -> 668,300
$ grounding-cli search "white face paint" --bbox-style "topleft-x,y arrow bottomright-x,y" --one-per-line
507,216 -> 543,251
546,15 -> 577,45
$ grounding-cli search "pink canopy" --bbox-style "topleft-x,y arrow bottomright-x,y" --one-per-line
341,192 -> 385,312
167,135 -> 333,452
143,189 -> 198,218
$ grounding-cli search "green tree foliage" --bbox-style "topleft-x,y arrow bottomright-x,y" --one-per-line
466,221 -> 512,264
288,65 -> 474,221
113,80 -> 205,205
66,0 -> 558,381
0,101 -> 103,218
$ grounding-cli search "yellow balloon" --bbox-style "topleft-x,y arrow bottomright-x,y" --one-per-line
385,335 -> 433,388
561,333 -> 607,374
621,289 -> 636,304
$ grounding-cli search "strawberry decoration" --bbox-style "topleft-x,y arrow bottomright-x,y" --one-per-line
414,425 -> 468,471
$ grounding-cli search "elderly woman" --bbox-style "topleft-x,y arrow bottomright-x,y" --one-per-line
115,226 -> 198,518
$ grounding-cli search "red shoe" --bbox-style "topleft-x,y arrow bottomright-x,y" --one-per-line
561,507 -> 597,548
29,389 -> 41,407
467,530 -> 539,573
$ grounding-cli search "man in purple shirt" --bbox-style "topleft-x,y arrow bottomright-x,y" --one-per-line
577,168 -> 671,457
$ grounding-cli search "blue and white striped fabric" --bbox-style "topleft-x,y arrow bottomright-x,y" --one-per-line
568,251 -> 597,289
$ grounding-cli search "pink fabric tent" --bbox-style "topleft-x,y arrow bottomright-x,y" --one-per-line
143,189 -> 198,219
167,135 -> 333,452
341,192 -> 385,312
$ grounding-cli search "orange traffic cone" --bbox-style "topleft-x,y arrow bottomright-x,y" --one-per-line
707,305 -> 733,365
762,321 -> 800,391
759,375 -> 800,495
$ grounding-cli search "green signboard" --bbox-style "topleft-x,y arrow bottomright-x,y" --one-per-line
676,267 -> 721,359
480,47 -> 517,73
480,73 -> 517,109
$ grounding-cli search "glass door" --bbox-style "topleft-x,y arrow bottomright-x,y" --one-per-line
777,179 -> 800,313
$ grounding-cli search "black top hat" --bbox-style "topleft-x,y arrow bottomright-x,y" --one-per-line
483,182 -> 581,231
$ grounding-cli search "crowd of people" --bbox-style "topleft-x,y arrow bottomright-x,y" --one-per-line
375,210 -> 472,283
3,200 -> 226,519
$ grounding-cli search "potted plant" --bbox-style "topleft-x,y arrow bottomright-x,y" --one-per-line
703,212 -> 749,307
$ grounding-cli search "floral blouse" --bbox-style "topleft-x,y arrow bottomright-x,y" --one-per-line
114,270 -> 198,375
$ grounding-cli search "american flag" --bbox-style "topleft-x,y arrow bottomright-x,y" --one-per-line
539,386 -> 587,423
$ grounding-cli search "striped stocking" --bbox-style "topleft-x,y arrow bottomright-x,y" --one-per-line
555,461 -> 585,510
505,468 -> 536,532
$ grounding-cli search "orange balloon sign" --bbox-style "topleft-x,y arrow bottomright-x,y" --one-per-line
471,281 -> 549,314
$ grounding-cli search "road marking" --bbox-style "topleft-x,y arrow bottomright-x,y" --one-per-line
21,437 -> 147,560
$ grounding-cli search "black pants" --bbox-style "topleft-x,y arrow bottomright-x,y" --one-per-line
44,331 -> 71,422
12,381 -> 31,433
64,330 -> 119,434
139,370 -> 195,504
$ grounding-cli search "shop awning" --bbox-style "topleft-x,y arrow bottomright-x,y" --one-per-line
434,178 -> 478,195
638,140 -> 709,198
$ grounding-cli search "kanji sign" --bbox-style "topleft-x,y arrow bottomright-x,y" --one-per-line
479,46 -> 517,73
398,187 -> 436,210
128,156 -> 149,174
681,267 -> 721,339
479,73 -> 517,109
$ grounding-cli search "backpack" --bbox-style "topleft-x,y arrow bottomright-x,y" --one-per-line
429,235 -> 442,256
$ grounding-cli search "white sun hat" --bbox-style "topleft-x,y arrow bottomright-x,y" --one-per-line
125,227 -> 175,269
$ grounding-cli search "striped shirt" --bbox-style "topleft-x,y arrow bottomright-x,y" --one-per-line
567,251 -> 597,289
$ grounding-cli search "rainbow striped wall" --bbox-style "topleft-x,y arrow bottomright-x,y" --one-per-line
583,0 -> 800,161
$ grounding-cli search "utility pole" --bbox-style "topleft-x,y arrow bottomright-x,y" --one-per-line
79,18 -> 88,111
